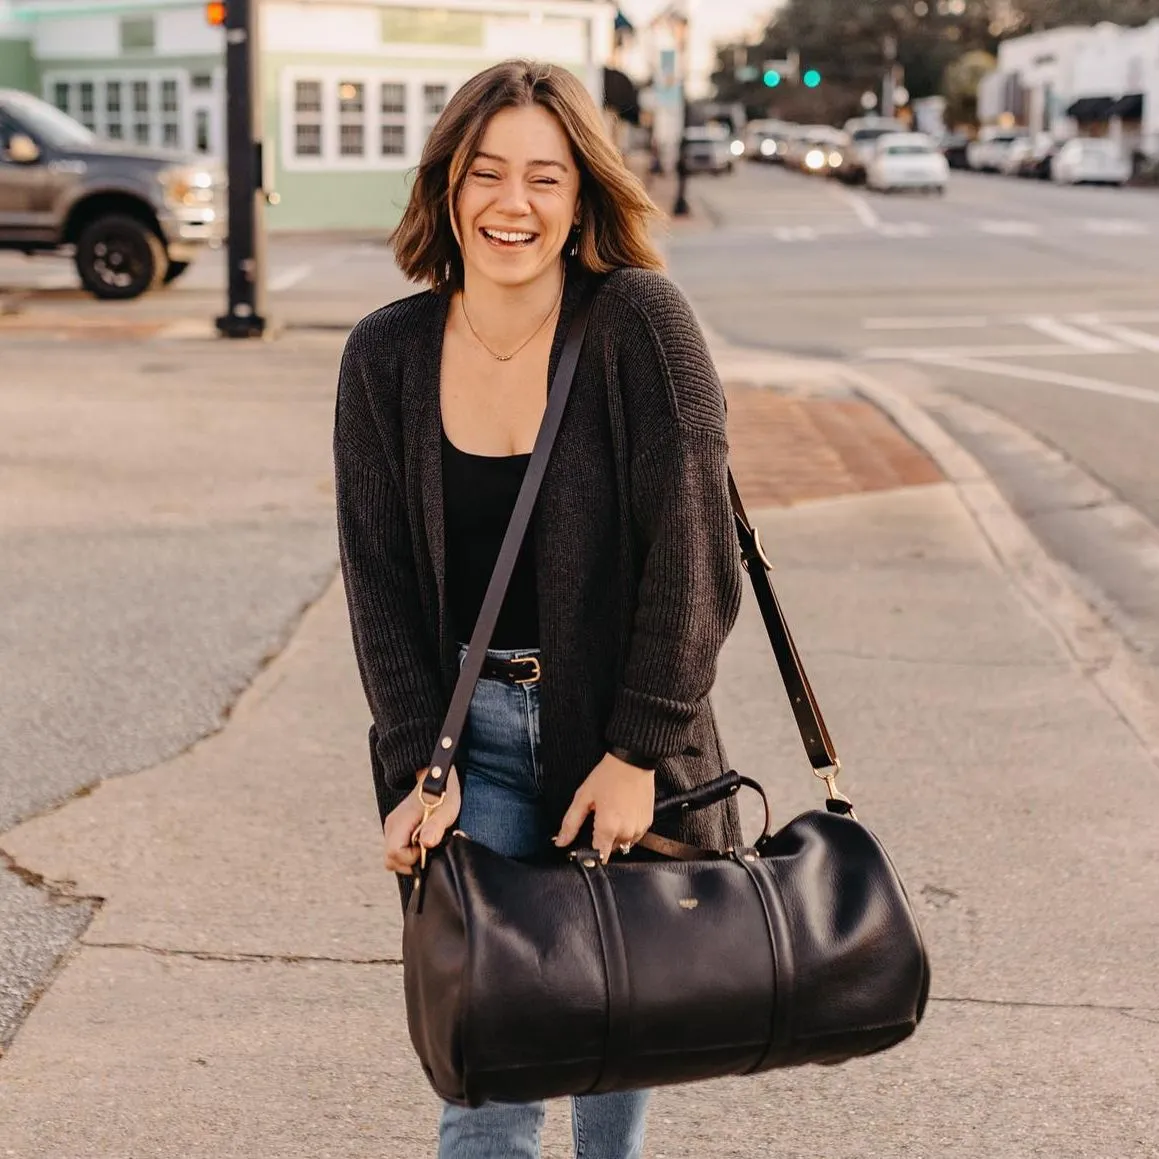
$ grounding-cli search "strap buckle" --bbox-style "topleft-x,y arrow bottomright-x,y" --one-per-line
512,656 -> 542,686
740,526 -> 774,574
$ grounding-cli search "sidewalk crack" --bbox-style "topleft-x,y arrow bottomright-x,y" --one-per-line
931,995 -> 1159,1019
81,940 -> 402,967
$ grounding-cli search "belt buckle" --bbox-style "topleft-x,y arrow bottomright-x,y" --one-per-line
513,656 -> 541,686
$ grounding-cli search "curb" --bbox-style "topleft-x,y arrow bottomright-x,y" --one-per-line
701,322 -> 1159,764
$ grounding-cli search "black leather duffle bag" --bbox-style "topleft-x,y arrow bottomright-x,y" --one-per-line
401,285 -> 931,1107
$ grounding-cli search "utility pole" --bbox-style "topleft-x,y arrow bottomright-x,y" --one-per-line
882,34 -> 898,119
215,0 -> 268,339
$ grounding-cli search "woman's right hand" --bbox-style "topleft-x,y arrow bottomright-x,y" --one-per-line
383,767 -> 462,875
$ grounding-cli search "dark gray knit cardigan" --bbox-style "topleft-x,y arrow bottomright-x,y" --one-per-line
334,263 -> 743,851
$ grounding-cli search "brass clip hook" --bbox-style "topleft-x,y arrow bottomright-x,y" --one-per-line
813,760 -> 856,820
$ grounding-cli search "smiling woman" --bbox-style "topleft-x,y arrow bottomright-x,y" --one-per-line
336,58 -> 743,1159
392,60 -> 662,292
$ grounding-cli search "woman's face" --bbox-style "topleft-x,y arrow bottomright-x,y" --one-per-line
454,104 -> 581,291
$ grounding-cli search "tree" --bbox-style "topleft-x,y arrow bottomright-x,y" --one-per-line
942,49 -> 998,126
1009,0 -> 1159,31
712,0 -> 1003,124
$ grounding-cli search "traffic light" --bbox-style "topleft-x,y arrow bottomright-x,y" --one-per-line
205,1 -> 226,24
803,69 -> 822,89
763,69 -> 782,88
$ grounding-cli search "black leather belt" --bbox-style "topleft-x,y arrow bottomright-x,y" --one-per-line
480,655 -> 541,686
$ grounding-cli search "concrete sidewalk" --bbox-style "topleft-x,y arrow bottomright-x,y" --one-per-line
1,339 -> 1158,1157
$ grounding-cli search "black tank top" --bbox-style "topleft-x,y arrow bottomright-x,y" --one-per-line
441,429 -> 539,649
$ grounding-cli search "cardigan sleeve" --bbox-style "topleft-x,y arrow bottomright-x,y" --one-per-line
334,328 -> 447,803
602,274 -> 744,761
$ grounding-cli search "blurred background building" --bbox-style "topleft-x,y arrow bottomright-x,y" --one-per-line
0,0 -> 619,230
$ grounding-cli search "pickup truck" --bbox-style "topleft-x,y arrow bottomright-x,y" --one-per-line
0,88 -> 225,299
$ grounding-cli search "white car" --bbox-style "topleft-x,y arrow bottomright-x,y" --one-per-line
744,119 -> 790,163
966,128 -> 1027,173
866,133 -> 949,194
680,126 -> 734,175
838,116 -> 909,183
1052,138 -> 1131,186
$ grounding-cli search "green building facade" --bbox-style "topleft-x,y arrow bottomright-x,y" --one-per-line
0,0 -> 615,230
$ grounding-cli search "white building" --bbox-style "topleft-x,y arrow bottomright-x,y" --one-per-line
981,20 -> 1159,164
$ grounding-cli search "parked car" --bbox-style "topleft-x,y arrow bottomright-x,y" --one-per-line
1052,137 -> 1131,186
837,116 -> 909,183
866,133 -> 949,194
744,119 -> 790,163
0,88 -> 225,299
1014,133 -> 1059,180
966,127 -> 1028,173
681,125 -> 734,175
1000,136 -> 1035,176
940,132 -> 971,170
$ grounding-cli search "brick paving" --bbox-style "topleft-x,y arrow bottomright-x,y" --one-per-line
725,382 -> 944,507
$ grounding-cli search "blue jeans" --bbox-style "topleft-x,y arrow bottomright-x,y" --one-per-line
438,646 -> 650,1159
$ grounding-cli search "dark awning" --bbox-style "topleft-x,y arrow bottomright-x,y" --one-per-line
603,67 -> 640,124
1066,96 -> 1115,122
1106,93 -> 1144,120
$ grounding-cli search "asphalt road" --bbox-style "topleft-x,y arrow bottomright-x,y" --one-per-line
672,162 -> 1159,669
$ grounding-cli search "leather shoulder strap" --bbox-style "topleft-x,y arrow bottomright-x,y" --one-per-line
420,281 -> 600,800
420,282 -> 840,802
729,472 -> 839,771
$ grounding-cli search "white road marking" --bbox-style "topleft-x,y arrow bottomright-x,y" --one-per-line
913,355 -> 1159,406
1022,315 -> 1125,353
977,219 -> 1041,236
268,264 -> 313,292
1081,218 -> 1149,236
863,316 -> 991,331
1081,310 -> 1159,325
863,309 -> 1159,332
877,222 -> 934,238
1075,318 -> 1159,353
772,225 -> 818,242
862,344 -> 1087,361
836,189 -> 881,230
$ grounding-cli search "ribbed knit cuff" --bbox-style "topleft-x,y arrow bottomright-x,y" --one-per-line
376,717 -> 443,790
604,686 -> 698,763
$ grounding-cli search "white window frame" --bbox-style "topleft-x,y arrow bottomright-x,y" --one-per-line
279,69 -> 469,172
42,70 -> 190,152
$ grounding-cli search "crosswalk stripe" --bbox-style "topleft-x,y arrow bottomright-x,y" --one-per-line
862,344 -> 1083,361
1081,219 -> 1149,236
919,355 -> 1159,405
1078,319 -> 1159,353
1023,316 -> 1125,353
977,220 -> 1041,236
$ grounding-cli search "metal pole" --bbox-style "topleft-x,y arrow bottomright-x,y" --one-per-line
882,35 -> 897,120
672,143 -> 690,216
215,0 -> 268,339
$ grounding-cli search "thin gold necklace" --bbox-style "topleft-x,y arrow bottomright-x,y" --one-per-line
460,283 -> 563,362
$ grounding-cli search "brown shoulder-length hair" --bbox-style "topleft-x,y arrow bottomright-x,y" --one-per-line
391,59 -> 664,291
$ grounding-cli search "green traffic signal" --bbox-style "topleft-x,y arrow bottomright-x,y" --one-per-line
763,69 -> 782,87
803,69 -> 822,88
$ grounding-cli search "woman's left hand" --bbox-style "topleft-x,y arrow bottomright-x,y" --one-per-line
554,753 -> 655,863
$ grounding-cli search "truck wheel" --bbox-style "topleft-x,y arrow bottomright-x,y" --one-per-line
75,214 -> 167,300
162,261 -> 190,286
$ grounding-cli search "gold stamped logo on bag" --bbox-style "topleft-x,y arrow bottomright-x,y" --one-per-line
678,898 -> 699,910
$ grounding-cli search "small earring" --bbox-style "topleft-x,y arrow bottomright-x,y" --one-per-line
568,224 -> 581,258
